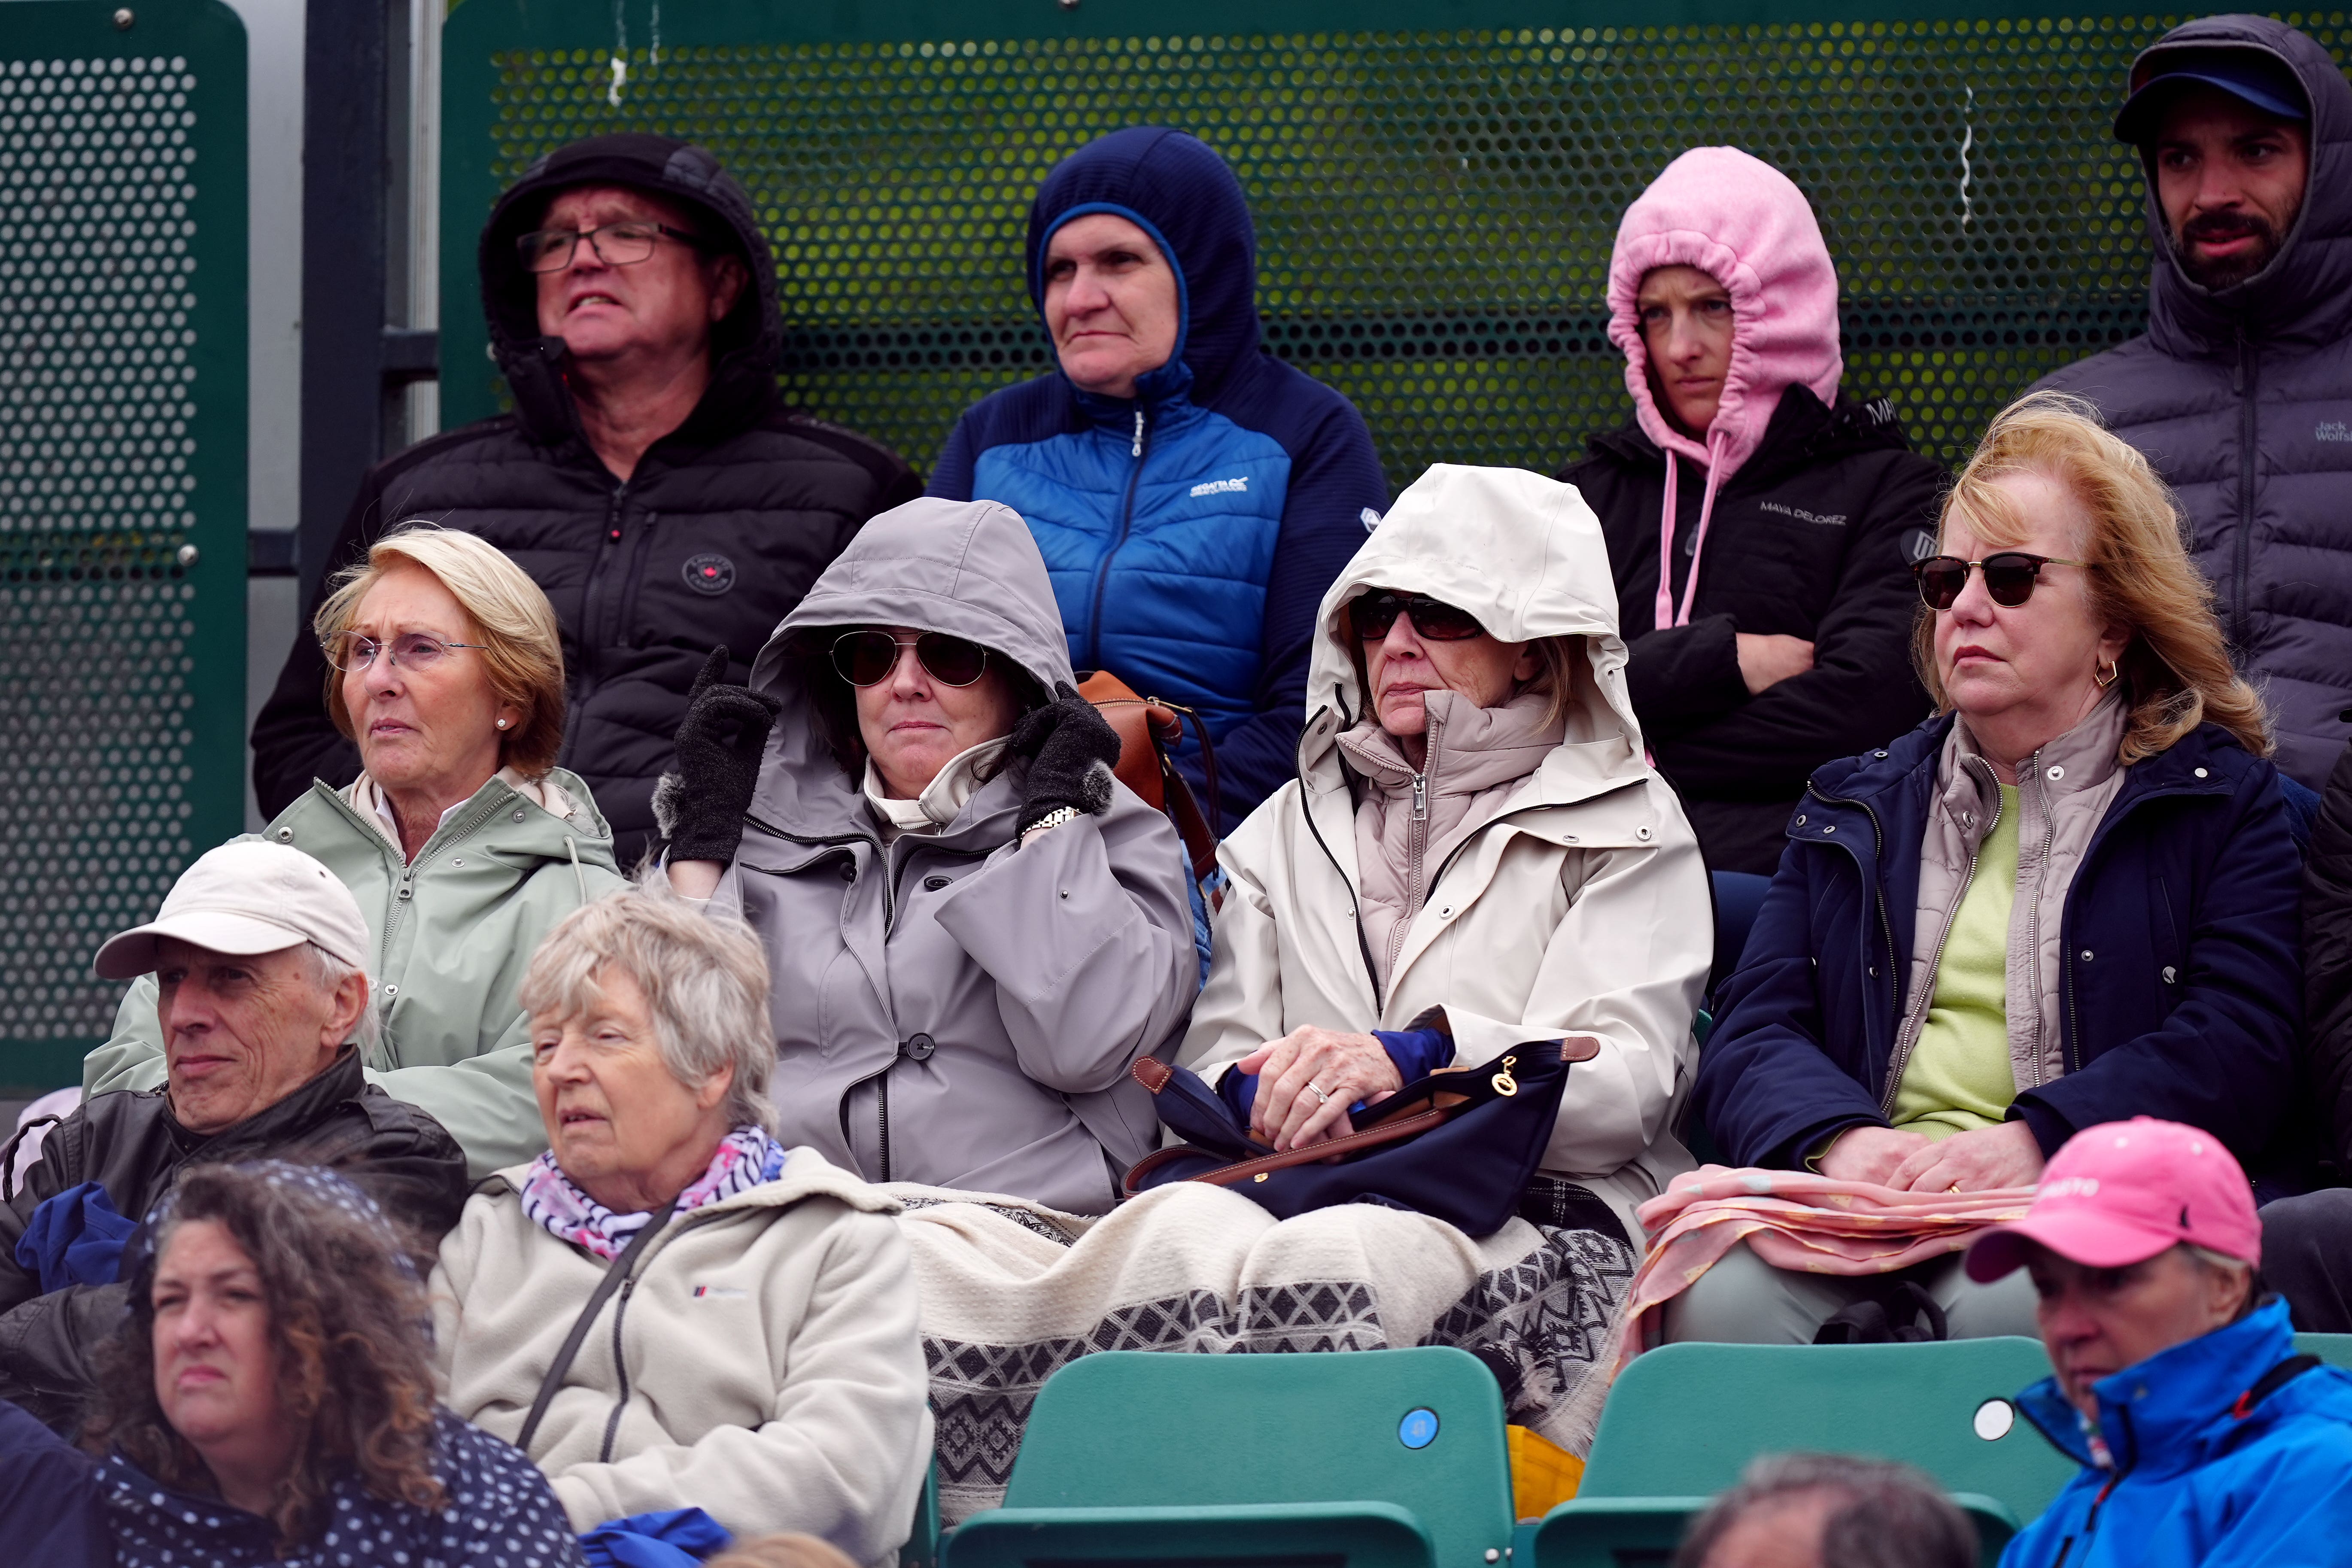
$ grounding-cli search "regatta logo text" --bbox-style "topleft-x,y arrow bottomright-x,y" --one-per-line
1190,476 -> 1249,497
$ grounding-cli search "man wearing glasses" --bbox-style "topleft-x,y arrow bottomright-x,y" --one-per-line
253,133 -> 919,865
2033,15 -> 2352,790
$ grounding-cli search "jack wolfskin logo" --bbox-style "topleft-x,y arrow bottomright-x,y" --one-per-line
683,553 -> 736,595
1759,500 -> 1849,526
2318,422 -> 2352,443
1189,476 -> 1249,498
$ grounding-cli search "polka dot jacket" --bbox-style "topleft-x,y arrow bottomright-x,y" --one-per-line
99,1409 -> 588,1568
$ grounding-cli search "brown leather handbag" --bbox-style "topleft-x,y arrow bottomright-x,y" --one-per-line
1077,669 -> 1222,891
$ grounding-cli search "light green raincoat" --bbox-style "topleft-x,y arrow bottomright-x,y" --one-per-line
83,769 -> 626,1176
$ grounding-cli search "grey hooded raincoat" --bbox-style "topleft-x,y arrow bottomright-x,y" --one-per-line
2033,15 -> 2352,788
715,498 -> 1198,1216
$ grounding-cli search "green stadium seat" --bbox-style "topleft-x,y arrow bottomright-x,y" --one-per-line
937,1346 -> 1514,1568
1531,1339 -> 2070,1567
901,1461 -> 941,1568
2297,1333 -> 2352,1371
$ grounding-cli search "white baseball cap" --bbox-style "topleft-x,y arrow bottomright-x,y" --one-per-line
93,840 -> 372,980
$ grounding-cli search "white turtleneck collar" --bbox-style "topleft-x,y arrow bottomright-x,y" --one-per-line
862,738 -> 1012,841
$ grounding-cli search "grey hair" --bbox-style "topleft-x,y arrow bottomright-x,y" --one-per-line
517,890 -> 775,1133
1674,1453 -> 1976,1568
302,942 -> 381,1057
2184,1243 -> 2261,1321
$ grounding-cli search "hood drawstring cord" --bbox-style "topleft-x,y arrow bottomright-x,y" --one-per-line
1652,425 -> 1732,632
565,835 -> 586,903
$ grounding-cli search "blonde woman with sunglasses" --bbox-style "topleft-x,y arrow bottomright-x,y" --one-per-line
1678,392 -> 2300,1345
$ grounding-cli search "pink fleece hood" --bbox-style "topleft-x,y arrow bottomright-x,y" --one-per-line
1606,147 -> 1844,629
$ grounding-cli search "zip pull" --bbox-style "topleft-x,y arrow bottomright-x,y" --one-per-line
1411,773 -> 1428,821
1131,409 -> 1145,458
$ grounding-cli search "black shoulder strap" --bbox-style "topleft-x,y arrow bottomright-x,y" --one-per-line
515,1200 -> 679,1453
2231,1353 -> 2323,1419
0,1115 -> 66,1205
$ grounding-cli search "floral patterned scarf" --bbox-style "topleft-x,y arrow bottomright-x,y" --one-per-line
518,1125 -> 787,1261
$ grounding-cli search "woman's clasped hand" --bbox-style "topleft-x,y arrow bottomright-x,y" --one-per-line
1236,1028 -> 1404,1151
1815,1122 -> 2046,1192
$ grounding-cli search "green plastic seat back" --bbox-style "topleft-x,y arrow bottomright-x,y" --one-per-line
2297,1333 -> 2352,1371
947,1501 -> 1435,1568
1005,1347 -> 1513,1567
1581,1339 -> 2072,1522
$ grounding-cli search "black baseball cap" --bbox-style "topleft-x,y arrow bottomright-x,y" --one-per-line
2116,46 -> 2309,143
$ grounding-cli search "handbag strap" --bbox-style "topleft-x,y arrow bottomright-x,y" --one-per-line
515,1198 -> 680,1453
1121,1105 -> 1456,1199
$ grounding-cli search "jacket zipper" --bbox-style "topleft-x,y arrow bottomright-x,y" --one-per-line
1879,769 -> 2002,1116
1389,710 -> 1441,976
2019,761 -> 2061,1086
2231,328 -> 2256,653
565,484 -> 631,763
599,1269 -> 639,1462
1803,783 -> 1903,1096
1084,409 -> 1149,671
2050,1408 -> 2135,1568
613,510 -> 660,655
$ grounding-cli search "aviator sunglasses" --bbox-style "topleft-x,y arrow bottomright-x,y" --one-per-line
1348,591 -> 1487,643
1911,552 -> 2086,612
830,629 -> 992,688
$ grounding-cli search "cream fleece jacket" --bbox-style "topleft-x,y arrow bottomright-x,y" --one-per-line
428,1146 -> 933,1567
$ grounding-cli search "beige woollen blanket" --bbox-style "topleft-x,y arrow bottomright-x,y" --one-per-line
887,1178 -> 1634,1523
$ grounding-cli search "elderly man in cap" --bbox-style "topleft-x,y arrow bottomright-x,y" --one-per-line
1975,1117 -> 2352,1568
2033,15 -> 2352,790
0,842 -> 468,1434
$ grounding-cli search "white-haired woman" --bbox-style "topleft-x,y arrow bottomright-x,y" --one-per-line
85,526 -> 629,1176
430,891 -> 930,1568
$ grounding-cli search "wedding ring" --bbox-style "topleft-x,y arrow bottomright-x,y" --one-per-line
1306,1082 -> 1332,1105
1947,1182 -> 1963,1193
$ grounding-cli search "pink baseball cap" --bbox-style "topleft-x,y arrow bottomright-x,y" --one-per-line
1965,1117 -> 2259,1283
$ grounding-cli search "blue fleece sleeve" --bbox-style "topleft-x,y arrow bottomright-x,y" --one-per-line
1172,387 -> 1387,825
1216,1027 -> 1453,1121
927,410 -> 979,501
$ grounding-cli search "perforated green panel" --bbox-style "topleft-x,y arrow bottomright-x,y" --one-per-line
444,2 -> 2335,481
0,2 -> 247,1091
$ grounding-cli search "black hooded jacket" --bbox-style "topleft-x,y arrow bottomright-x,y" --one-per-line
0,1049 -> 467,1434
1559,388 -> 1945,874
2035,15 -> 2352,790
252,135 -> 920,863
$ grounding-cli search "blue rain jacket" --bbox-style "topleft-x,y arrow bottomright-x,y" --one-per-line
1696,713 -> 2303,1170
930,127 -> 1389,825
2004,1300 -> 2352,1567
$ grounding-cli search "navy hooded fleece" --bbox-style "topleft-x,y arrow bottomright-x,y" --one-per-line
930,128 -> 1389,827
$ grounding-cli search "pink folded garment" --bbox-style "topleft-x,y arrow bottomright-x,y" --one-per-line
1605,1165 -> 2036,1377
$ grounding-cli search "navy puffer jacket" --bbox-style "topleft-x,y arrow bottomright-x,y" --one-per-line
2033,15 -> 2352,790
930,128 -> 1389,826
1696,714 -> 2302,1169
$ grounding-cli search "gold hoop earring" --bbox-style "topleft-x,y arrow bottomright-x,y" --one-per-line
2094,659 -> 2119,689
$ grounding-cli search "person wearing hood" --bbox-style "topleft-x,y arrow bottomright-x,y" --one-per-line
1175,463 -> 1713,1240
1558,146 -> 1945,878
1685,396 -> 2299,1344
658,497 -> 1198,1216
2032,16 -> 2352,791
1970,1118 -> 2352,1568
252,134 -> 920,866
930,127 -> 1390,828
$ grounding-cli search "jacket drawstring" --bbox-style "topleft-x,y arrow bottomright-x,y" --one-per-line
1652,426 -> 1731,631
566,836 -> 586,902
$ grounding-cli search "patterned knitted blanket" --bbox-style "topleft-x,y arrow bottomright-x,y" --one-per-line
885,1178 -> 1635,1524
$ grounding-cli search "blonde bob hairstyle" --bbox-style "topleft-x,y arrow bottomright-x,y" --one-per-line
518,889 -> 776,1135
1917,392 -> 2270,765
313,525 -> 567,778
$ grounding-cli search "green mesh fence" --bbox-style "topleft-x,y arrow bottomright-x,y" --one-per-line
441,1 -> 2346,483
0,1 -> 248,1091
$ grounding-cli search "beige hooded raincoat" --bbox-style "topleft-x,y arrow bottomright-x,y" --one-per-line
1179,464 -> 1714,1233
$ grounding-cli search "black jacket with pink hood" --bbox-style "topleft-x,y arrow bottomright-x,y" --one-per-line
1557,147 -> 1945,874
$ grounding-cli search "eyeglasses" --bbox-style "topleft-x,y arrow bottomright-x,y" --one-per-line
1912,552 -> 2088,611
326,631 -> 490,673
515,219 -> 705,273
830,630 -> 992,688
1348,591 -> 1488,643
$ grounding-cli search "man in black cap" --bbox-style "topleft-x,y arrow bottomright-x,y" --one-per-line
2034,16 -> 2352,791
253,136 -> 920,863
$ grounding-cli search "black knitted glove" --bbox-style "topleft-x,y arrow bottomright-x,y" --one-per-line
652,646 -> 781,866
1007,680 -> 1120,834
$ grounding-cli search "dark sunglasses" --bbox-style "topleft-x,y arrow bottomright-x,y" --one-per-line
1348,591 -> 1487,643
1912,552 -> 2087,611
830,629 -> 991,688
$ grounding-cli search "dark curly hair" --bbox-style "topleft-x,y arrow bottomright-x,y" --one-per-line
82,1161 -> 447,1548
